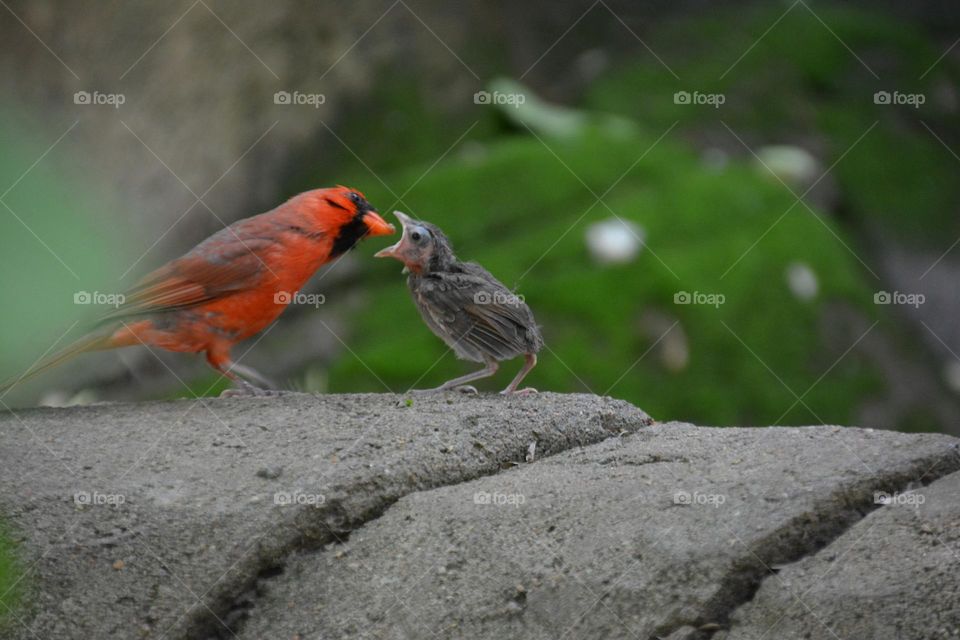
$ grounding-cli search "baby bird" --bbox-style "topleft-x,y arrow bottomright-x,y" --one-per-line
375,211 -> 543,394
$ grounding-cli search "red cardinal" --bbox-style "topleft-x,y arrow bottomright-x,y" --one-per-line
1,186 -> 394,397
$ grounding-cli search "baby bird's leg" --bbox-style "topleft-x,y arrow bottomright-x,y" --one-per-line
420,358 -> 498,393
501,353 -> 538,395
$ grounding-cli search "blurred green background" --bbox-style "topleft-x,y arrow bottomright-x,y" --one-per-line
1,1 -> 958,430
2,0 -> 960,621
311,3 -> 960,434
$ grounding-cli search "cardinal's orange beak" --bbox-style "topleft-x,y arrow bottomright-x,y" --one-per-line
363,211 -> 395,237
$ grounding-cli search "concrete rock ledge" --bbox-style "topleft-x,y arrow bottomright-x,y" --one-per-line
0,394 -> 957,640
0,392 -> 650,639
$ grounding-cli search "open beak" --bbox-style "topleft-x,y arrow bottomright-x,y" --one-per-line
374,211 -> 413,259
363,211 -> 396,237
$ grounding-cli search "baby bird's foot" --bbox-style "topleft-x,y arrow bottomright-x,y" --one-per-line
410,384 -> 478,395
453,385 -> 478,395
409,387 -> 439,395
501,387 -> 538,396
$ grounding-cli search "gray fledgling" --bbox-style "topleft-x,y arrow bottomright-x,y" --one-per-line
375,211 -> 543,394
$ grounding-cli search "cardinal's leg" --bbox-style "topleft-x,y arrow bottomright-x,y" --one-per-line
414,358 -> 498,394
226,362 -> 277,389
206,346 -> 279,398
500,353 -> 538,395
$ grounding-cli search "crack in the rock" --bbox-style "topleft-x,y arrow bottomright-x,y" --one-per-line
650,444 -> 960,640
181,417 -> 650,640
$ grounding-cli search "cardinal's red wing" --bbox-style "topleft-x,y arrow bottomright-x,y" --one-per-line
98,234 -> 274,323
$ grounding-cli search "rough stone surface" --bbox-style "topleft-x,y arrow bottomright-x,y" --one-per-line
0,392 -> 650,639
721,471 -> 960,640
235,423 -> 960,640
0,395 -> 957,640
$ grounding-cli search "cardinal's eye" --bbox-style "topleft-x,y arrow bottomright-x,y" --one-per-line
349,192 -> 363,206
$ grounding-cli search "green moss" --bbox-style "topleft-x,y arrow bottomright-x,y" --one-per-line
585,4 -> 960,246
0,524 -> 22,629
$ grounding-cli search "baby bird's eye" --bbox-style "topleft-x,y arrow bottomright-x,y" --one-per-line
409,226 -> 430,243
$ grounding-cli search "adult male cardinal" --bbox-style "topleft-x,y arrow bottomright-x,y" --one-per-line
375,211 -> 543,394
1,187 -> 394,396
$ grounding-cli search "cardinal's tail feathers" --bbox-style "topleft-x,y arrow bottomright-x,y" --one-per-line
0,331 -> 116,396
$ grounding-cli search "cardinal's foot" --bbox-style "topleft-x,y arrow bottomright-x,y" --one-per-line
220,384 -> 284,398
